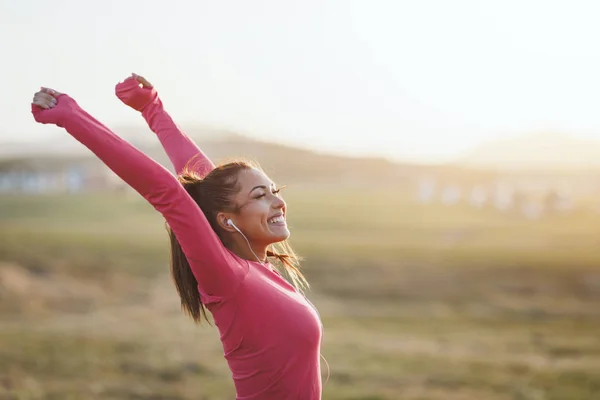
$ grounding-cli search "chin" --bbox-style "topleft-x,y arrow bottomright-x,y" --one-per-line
269,230 -> 290,244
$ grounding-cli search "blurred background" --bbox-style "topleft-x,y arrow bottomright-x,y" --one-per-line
2,1 -> 600,399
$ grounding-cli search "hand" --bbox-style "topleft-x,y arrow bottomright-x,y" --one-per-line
115,73 -> 158,112
31,87 -> 76,126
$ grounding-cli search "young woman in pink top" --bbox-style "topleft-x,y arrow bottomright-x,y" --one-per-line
30,74 -> 324,399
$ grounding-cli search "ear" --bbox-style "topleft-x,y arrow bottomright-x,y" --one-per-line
216,212 -> 236,233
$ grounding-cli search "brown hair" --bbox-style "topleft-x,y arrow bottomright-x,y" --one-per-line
167,159 -> 309,324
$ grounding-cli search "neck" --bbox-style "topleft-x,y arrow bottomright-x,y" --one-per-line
228,237 -> 268,264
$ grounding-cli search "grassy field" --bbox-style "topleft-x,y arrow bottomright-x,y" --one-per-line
1,187 -> 600,399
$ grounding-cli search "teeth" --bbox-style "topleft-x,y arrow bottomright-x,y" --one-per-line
269,216 -> 285,224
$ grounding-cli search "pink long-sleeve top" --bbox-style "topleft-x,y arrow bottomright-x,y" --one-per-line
32,84 -> 323,399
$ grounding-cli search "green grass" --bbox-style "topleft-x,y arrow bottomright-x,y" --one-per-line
1,188 -> 600,399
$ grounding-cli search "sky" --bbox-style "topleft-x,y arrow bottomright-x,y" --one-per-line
2,0 -> 600,163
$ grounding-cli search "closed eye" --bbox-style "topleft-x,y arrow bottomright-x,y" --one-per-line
255,185 -> 287,199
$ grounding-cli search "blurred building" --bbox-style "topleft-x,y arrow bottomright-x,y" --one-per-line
0,160 -> 125,194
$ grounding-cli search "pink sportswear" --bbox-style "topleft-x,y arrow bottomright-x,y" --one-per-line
31,79 -> 323,399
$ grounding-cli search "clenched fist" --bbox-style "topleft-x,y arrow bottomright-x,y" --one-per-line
31,87 -> 78,126
115,73 -> 158,112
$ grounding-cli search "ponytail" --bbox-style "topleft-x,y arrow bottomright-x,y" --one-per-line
168,225 -> 209,324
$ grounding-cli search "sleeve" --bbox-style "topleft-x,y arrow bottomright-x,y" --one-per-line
141,98 -> 215,177
31,96 -> 246,300
114,77 -> 215,177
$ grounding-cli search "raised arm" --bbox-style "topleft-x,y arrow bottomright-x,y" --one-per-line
115,75 -> 214,177
31,89 -> 244,301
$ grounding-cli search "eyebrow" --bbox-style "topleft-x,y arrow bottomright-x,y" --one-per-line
249,184 -> 275,195
250,185 -> 268,194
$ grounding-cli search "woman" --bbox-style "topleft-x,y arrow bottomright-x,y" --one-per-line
31,74 -> 324,399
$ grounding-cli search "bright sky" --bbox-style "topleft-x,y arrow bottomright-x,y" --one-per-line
2,0 -> 600,162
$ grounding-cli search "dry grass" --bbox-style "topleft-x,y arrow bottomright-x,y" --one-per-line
1,188 -> 600,399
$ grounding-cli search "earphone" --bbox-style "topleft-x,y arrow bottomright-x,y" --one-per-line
226,218 -> 265,264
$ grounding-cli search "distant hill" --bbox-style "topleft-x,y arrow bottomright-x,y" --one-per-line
457,132 -> 600,172
0,127 -> 408,186
9,127 -> 597,185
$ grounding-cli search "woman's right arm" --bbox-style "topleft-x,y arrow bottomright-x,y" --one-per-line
115,75 -> 214,177
31,90 -> 244,300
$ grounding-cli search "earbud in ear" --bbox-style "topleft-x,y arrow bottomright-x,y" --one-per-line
227,218 -> 242,234
224,217 -> 263,264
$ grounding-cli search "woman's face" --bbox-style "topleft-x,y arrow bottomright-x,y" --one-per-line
228,168 -> 289,246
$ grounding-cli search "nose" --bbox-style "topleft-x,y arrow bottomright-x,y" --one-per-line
272,194 -> 286,210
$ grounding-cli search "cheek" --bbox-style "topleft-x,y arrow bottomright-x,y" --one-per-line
239,202 -> 270,227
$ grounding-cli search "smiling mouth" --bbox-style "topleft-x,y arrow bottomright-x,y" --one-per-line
268,215 -> 286,224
